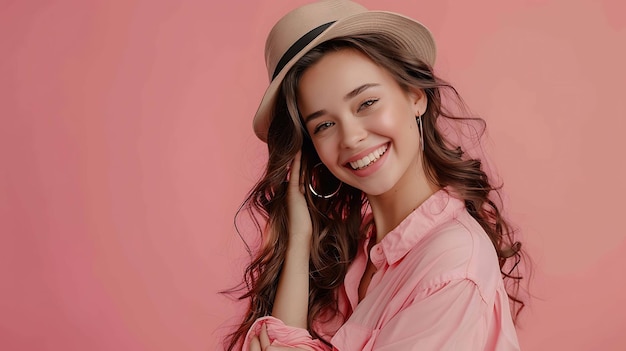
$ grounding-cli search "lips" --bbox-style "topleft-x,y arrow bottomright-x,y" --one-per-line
347,144 -> 388,170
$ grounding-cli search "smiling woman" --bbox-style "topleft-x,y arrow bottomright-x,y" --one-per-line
225,1 -> 527,350
297,49 -> 427,200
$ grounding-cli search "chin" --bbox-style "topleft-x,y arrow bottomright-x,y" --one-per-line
359,183 -> 395,197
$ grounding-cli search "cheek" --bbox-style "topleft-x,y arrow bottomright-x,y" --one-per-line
312,140 -> 336,165
372,106 -> 417,134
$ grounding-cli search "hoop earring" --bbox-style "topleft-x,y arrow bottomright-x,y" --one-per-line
416,113 -> 425,152
308,162 -> 342,199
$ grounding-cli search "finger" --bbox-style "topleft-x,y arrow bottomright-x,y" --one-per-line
249,336 -> 261,351
288,151 -> 302,191
259,323 -> 271,349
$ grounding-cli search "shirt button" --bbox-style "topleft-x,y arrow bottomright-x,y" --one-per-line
371,246 -> 383,260
371,247 -> 384,267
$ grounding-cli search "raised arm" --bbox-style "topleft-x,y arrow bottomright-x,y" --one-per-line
246,151 -> 331,351
271,151 -> 312,328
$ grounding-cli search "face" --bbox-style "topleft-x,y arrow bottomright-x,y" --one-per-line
297,48 -> 428,197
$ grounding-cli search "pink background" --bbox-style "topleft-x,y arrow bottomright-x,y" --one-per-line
1,0 -> 624,350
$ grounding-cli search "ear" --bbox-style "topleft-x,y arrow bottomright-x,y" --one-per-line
408,87 -> 428,116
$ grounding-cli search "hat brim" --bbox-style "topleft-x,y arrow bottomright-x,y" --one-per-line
252,11 -> 436,143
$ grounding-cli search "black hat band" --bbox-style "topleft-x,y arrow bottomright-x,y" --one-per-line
272,21 -> 336,80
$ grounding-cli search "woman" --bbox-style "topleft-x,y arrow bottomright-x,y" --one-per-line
226,1 -> 526,350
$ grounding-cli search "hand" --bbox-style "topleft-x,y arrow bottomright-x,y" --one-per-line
286,151 -> 313,244
249,324 -> 309,351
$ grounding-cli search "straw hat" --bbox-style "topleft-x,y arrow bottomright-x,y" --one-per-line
253,0 -> 436,142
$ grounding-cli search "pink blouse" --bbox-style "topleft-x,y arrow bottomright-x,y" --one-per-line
243,190 -> 520,350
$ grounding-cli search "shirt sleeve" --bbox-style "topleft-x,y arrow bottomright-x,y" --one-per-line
241,316 -> 332,351
371,278 -> 518,351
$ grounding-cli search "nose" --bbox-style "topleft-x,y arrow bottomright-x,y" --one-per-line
339,118 -> 367,149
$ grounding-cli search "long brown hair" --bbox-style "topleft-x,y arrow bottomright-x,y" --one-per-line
224,33 -> 527,351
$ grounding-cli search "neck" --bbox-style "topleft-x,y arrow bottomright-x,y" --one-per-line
367,161 -> 439,243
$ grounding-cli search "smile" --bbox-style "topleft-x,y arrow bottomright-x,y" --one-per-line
348,144 -> 388,170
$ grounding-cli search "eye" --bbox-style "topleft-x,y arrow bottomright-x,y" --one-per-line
313,121 -> 334,134
358,98 -> 379,112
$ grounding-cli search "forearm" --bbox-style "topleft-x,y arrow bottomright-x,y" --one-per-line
271,234 -> 311,329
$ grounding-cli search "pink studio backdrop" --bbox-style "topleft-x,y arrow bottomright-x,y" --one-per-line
1,0 -> 624,350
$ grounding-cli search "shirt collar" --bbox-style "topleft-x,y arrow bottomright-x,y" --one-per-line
372,189 -> 466,266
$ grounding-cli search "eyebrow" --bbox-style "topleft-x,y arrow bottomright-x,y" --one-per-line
303,83 -> 380,124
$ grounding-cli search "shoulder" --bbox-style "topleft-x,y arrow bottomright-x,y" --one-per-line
404,211 -> 502,302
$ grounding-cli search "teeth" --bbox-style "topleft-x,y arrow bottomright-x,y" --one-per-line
349,145 -> 388,170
